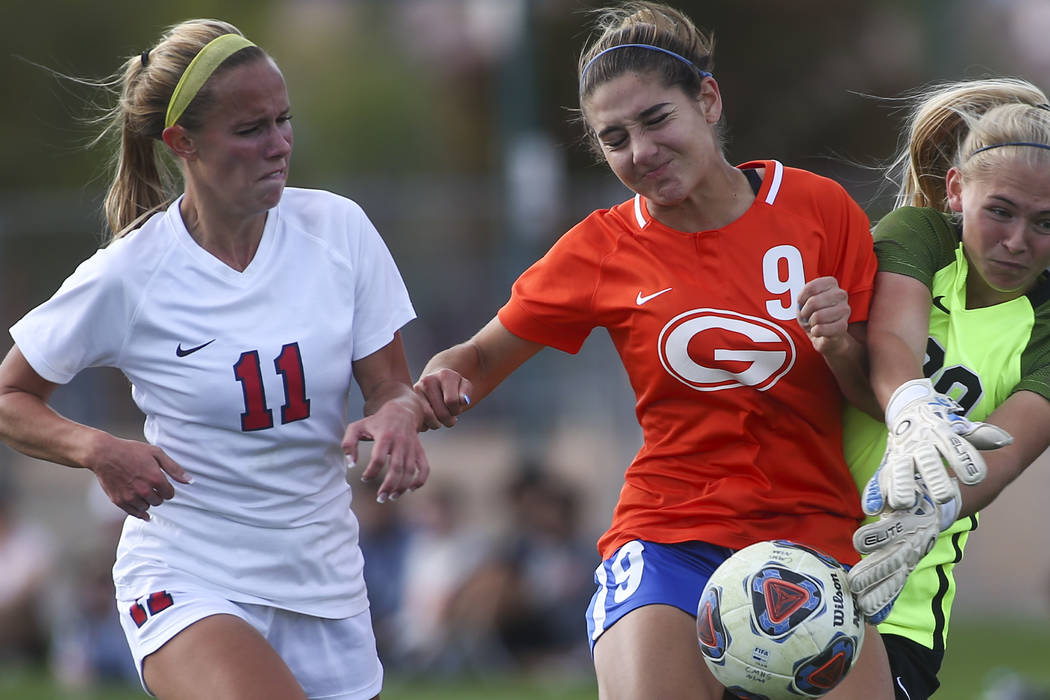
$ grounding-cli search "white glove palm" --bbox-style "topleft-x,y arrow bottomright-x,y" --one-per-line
876,379 -> 1012,510
848,472 -> 949,623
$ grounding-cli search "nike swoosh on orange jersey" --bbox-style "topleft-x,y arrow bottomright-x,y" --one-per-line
636,288 -> 673,305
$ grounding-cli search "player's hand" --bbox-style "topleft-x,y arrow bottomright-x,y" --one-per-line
848,472 -> 949,623
796,276 -> 851,357
413,369 -> 472,430
342,398 -> 430,503
85,432 -> 192,521
876,378 -> 1012,509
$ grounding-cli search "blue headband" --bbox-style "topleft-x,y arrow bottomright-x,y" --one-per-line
579,43 -> 711,90
971,141 -> 1050,157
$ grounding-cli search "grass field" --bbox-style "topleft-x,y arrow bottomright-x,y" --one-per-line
1,619 -> 1046,700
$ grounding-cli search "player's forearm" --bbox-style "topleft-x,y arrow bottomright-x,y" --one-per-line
957,445 -> 1031,517
867,329 -> 925,412
361,379 -> 425,426
821,326 -> 880,418
419,341 -> 497,404
419,317 -> 543,411
0,390 -> 107,470
956,391 -> 1050,518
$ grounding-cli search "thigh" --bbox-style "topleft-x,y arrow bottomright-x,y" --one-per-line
822,625 -> 895,700
594,604 -> 722,700
143,613 -> 307,700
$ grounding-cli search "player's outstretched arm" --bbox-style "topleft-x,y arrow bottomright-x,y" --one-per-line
954,389 -> 1050,517
850,392 -> 1045,621
414,317 -> 543,430
0,345 -> 191,521
866,271 -> 932,406
865,270 -> 1010,509
875,377 -> 1012,509
346,332 -> 430,503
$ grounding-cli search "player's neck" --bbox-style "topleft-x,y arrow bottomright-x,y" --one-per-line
646,163 -> 755,233
179,197 -> 266,272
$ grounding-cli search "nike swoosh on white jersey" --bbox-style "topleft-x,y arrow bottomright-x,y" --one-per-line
636,288 -> 673,305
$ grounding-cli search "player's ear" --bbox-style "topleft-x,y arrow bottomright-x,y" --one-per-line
698,75 -> 722,125
162,125 -> 196,160
945,168 -> 964,213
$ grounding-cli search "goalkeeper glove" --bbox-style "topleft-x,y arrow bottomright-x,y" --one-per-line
848,471 -> 959,624
875,378 -> 1011,510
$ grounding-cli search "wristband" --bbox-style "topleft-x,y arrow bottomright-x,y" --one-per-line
885,378 -> 935,425
938,495 -> 960,531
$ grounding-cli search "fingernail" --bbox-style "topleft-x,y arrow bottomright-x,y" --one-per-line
376,493 -> 388,504
461,394 -> 471,406
389,492 -> 400,501
345,455 -> 356,470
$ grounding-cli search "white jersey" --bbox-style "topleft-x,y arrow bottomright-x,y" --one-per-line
11,188 -> 415,618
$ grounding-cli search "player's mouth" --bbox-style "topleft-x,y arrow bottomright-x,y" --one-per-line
643,161 -> 671,180
987,258 -> 1028,275
261,166 -> 287,181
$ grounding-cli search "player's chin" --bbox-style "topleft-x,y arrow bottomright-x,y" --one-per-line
642,188 -> 690,212
256,178 -> 287,208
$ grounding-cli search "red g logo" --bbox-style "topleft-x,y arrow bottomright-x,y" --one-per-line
658,309 -> 796,392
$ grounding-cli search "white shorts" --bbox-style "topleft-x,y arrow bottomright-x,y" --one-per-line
118,585 -> 382,699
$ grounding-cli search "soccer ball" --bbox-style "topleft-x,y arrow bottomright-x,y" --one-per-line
696,540 -> 865,699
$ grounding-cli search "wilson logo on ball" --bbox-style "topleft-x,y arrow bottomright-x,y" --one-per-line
658,309 -> 795,392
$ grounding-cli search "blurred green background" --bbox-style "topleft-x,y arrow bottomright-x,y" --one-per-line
2,1 -> 1049,699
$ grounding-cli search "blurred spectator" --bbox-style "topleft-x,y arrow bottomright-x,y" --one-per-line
378,462 -> 597,678
0,463 -> 55,666
981,667 -> 1050,700
390,481 -> 492,675
48,482 -> 137,688
354,477 -> 411,665
451,462 -> 595,673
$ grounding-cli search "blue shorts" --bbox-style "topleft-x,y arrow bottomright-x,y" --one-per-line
585,540 -> 735,650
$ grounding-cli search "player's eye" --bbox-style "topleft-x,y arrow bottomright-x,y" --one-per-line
601,133 -> 628,150
645,112 -> 670,127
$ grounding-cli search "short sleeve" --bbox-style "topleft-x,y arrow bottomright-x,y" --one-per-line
827,184 -> 878,324
347,204 -> 416,361
1017,300 -> 1050,401
497,221 -> 606,354
10,250 -> 131,383
872,207 -> 959,290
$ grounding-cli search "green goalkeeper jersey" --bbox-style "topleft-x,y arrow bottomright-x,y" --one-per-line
843,206 -> 1050,653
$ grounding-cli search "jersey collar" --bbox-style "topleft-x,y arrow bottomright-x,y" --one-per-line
632,160 -> 785,231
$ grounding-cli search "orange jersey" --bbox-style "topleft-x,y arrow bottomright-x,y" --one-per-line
498,161 -> 875,565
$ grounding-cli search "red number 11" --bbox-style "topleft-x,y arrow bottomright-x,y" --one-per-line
233,342 -> 311,432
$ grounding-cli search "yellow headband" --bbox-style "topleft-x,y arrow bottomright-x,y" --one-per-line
164,33 -> 256,128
